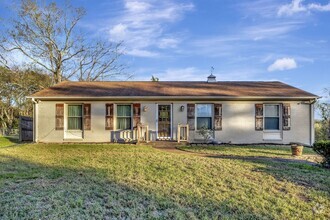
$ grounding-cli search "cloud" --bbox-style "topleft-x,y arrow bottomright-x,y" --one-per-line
237,0 -> 281,18
125,1 -> 152,12
156,67 -> 202,81
108,0 -> 194,57
267,58 -> 297,71
126,49 -> 159,58
131,66 -> 266,82
278,0 -> 330,16
158,37 -> 180,49
189,21 -> 302,58
109,23 -> 127,40
309,2 -> 330,11
243,22 -> 301,40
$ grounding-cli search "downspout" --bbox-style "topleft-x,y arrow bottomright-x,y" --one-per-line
310,99 -> 317,146
32,98 -> 38,142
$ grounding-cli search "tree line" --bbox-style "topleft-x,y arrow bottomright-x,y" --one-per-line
0,67 -> 52,135
315,88 -> 330,141
0,0 -> 127,83
0,0 -> 128,134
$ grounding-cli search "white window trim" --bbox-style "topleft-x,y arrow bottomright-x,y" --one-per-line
67,104 -> 83,131
156,103 -> 173,140
263,104 -> 281,133
196,103 -> 213,131
63,103 -> 84,140
116,104 -> 133,130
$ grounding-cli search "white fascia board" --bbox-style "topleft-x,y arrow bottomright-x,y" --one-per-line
27,96 -> 318,101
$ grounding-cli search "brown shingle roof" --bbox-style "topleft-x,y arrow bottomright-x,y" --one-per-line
30,81 -> 318,99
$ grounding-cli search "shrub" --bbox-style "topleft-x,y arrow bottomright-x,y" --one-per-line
313,140 -> 330,167
197,126 -> 214,143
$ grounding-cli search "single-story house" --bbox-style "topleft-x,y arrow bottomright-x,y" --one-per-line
28,75 -> 318,145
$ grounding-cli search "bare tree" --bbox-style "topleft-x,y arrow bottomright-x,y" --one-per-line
0,0 -> 125,83
316,88 -> 330,141
73,41 -> 126,81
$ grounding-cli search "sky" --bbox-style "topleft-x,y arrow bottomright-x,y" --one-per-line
0,0 -> 329,98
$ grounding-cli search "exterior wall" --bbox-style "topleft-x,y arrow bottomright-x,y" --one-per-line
172,103 -> 187,140
36,100 -> 313,145
209,101 -> 311,145
214,102 -> 262,144
37,101 -> 63,142
141,103 -> 157,141
282,102 -> 311,145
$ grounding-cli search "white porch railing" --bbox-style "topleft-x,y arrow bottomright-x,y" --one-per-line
136,123 -> 149,143
177,124 -> 189,143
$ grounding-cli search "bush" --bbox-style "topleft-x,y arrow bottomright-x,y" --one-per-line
313,140 -> 330,167
197,126 -> 214,143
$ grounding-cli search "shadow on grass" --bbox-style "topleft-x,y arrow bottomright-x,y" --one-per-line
3,136 -> 19,143
206,154 -> 330,195
0,136 -> 20,148
247,149 -> 289,156
0,154 -> 273,219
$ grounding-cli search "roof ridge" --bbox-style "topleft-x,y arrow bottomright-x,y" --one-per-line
54,80 -> 283,83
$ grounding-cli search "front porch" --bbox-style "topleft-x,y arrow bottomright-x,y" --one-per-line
112,123 -> 190,144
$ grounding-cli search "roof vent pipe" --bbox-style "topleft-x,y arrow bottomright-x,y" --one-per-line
207,74 -> 216,83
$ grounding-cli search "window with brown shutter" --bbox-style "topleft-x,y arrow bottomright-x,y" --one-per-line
133,103 -> 141,128
187,104 -> 195,130
255,104 -> 263,131
105,103 -> 114,130
83,104 -> 91,130
282,103 -> 291,130
55,104 -> 64,130
214,104 -> 222,130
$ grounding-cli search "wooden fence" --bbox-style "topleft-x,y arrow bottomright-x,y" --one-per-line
19,116 -> 33,141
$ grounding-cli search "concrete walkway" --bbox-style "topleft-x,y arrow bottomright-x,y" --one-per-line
149,141 -> 204,156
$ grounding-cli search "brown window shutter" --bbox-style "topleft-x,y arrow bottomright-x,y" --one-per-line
55,104 -> 64,130
255,104 -> 263,131
187,103 -> 195,130
83,104 -> 91,130
214,104 -> 222,130
105,103 -> 114,130
133,103 -> 141,128
282,103 -> 291,130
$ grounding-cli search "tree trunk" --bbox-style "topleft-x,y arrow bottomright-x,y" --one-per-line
55,69 -> 62,84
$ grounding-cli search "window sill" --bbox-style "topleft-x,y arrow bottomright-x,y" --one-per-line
263,138 -> 282,141
63,138 -> 84,141
263,130 -> 281,133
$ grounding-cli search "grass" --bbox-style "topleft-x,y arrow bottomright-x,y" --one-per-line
0,136 -> 19,148
178,144 -> 317,158
0,141 -> 329,219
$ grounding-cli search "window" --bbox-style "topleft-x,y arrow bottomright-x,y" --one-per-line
117,105 -> 131,130
68,105 -> 82,130
264,104 -> 280,130
196,104 -> 212,130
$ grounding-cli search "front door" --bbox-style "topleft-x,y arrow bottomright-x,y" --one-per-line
158,105 -> 171,139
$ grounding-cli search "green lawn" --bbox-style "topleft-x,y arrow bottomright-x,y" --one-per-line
0,139 -> 329,219
178,144 -> 317,158
0,136 -> 19,148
